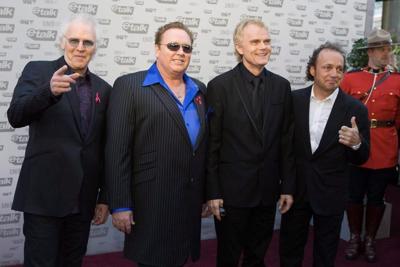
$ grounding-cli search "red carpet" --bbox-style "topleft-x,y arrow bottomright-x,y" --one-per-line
10,185 -> 400,267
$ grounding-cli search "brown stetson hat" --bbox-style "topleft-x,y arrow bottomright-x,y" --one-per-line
358,28 -> 399,49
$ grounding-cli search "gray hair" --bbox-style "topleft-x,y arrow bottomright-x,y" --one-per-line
58,14 -> 98,47
233,19 -> 268,62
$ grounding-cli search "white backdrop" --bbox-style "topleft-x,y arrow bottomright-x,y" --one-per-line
0,0 -> 373,265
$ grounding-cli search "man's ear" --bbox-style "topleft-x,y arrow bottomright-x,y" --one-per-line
310,66 -> 315,78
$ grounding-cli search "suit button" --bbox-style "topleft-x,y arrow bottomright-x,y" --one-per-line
190,177 -> 194,182
192,152 -> 196,156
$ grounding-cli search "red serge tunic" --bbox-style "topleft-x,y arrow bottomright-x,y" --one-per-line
341,68 -> 400,169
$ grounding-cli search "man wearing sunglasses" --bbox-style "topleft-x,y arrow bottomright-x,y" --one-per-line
8,15 -> 110,267
206,19 -> 295,266
105,22 -> 208,267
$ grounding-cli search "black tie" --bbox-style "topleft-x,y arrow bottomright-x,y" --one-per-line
251,77 -> 263,130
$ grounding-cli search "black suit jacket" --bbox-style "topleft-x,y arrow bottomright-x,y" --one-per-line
292,86 -> 370,215
105,70 -> 207,266
8,56 -> 111,219
206,64 -> 295,207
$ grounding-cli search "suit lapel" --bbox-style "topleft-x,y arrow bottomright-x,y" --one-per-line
299,87 -> 313,158
85,73 -> 101,143
150,83 -> 192,148
193,91 -> 206,151
313,90 -> 348,157
232,66 -> 263,140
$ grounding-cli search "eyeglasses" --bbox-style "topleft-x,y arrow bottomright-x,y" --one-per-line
64,36 -> 95,48
160,42 -> 193,54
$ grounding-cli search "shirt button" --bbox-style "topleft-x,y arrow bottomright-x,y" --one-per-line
357,91 -> 361,94
371,99 -> 375,102
371,112 -> 375,116
390,92 -> 393,95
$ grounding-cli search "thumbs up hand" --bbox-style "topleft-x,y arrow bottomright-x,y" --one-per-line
339,116 -> 362,148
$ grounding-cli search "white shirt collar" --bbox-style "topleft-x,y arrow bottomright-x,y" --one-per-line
310,86 -> 339,102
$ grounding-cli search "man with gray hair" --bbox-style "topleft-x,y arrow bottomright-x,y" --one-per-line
8,15 -> 110,267
206,19 -> 295,266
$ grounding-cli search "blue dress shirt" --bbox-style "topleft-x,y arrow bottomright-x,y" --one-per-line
143,63 -> 201,146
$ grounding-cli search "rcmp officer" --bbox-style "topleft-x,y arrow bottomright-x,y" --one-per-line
341,28 -> 400,263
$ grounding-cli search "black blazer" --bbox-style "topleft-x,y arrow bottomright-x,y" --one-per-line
206,64 -> 295,207
8,56 -> 111,219
105,71 -> 208,266
292,86 -> 370,215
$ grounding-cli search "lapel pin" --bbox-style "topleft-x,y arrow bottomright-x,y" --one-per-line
95,92 -> 101,104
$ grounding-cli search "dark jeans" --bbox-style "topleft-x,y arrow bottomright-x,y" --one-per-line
23,212 -> 91,267
348,166 -> 396,206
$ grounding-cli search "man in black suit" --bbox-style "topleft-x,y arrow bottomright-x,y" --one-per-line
105,22 -> 208,267
7,15 -> 110,267
206,19 -> 295,267
279,42 -> 370,267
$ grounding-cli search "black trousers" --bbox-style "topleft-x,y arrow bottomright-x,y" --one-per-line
23,212 -> 92,267
348,166 -> 395,206
214,204 -> 276,267
279,202 -> 343,267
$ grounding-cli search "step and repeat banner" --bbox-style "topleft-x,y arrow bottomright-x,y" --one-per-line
0,0 -> 372,265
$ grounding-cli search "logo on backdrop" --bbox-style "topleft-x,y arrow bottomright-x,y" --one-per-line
122,22 -> 149,34
25,43 -> 40,50
97,38 -> 109,48
176,17 -> 200,28
26,28 -> 57,41
0,178 -> 12,187
0,7 -> 15,18
11,135 -> 29,144
333,0 -> 348,4
289,30 -> 309,40
156,0 -> 178,3
212,38 -> 230,47
0,81 -> 8,90
209,17 -> 228,27
68,2 -> 98,15
331,27 -> 349,36
354,2 -> 367,11
0,24 -> 15,33
111,5 -> 134,15
314,9 -> 334,20
262,0 -> 284,8
114,56 -> 136,65
0,213 -> 21,225
8,156 -> 24,165
0,228 -> 21,238
32,7 -> 58,18
0,60 -> 13,71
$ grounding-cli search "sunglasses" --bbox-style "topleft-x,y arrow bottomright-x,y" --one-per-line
160,42 -> 193,54
64,36 -> 95,48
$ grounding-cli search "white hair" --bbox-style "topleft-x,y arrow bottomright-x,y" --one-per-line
58,14 -> 99,46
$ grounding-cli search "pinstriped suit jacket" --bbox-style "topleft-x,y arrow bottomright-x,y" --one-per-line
105,70 -> 207,266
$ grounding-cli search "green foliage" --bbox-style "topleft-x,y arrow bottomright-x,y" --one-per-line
346,38 -> 368,70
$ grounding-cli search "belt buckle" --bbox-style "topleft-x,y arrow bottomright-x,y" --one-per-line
370,119 -> 377,128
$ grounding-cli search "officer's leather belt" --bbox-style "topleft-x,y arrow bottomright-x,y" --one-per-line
370,119 -> 395,128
